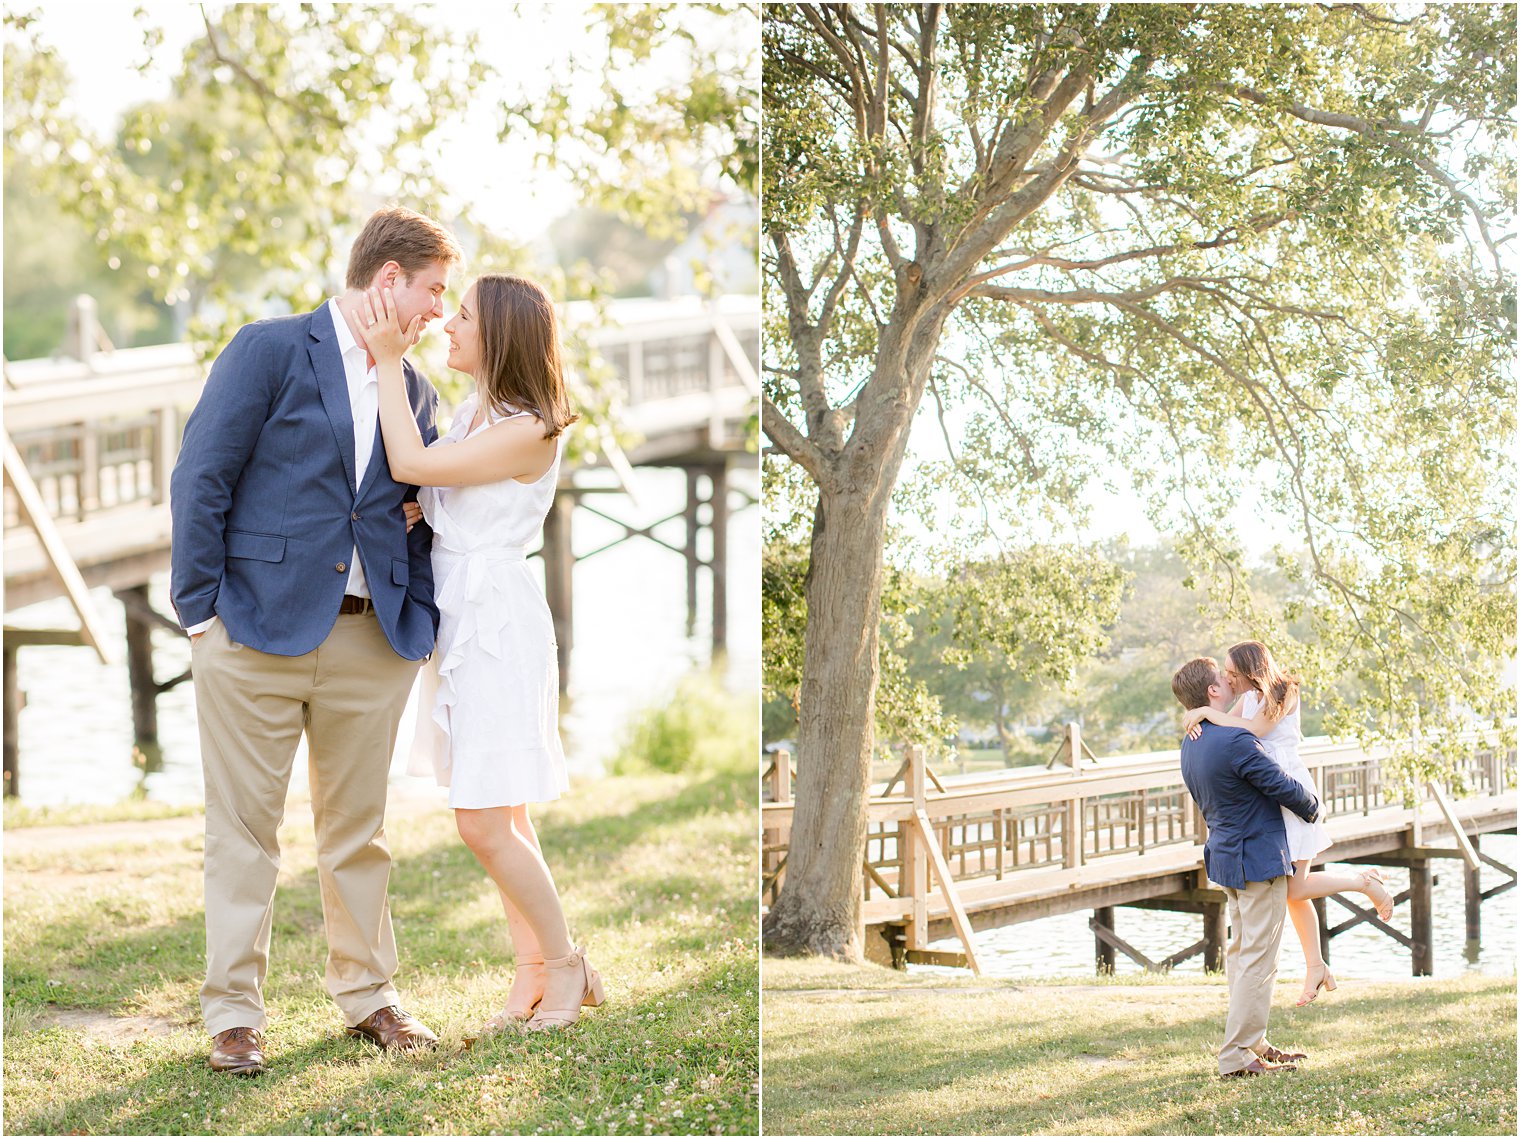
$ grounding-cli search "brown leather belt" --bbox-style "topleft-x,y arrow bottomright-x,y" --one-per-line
338,595 -> 374,615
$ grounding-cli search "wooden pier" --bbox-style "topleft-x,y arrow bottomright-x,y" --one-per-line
761,728 -> 1516,977
3,295 -> 758,796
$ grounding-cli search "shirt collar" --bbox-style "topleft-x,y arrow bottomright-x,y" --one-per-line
327,297 -> 363,358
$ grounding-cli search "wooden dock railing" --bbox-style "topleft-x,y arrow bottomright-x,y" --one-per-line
762,725 -> 1516,974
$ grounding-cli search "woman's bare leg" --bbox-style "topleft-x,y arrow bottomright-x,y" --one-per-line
1285,861 -> 1329,1002
456,805 -> 585,1016
1286,860 -> 1373,902
499,809 -> 545,956
493,810 -> 548,1015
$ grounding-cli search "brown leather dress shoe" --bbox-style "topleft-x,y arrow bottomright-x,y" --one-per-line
1222,1057 -> 1296,1078
347,1005 -> 439,1053
1258,1044 -> 1309,1064
209,1027 -> 266,1076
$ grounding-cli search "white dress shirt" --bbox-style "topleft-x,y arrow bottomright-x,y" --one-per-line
183,298 -> 380,635
327,297 -> 378,600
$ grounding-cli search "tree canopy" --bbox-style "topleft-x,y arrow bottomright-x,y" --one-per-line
763,1 -> 1514,779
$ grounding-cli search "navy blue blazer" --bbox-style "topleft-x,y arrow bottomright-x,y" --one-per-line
170,303 -> 440,660
1179,722 -> 1321,890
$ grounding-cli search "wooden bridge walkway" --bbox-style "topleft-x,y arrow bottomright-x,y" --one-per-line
762,728 -> 1516,976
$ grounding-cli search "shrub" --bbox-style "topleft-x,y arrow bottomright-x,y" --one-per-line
610,668 -> 757,775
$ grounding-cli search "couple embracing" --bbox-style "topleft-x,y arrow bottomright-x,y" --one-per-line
169,207 -> 604,1077
1172,641 -> 1394,1079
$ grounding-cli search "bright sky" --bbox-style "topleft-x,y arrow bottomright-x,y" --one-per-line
26,1 -> 597,241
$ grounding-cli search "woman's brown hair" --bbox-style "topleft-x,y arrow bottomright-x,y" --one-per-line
474,273 -> 578,440
1227,639 -> 1299,720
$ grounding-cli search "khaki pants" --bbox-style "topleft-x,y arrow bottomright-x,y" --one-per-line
1219,875 -> 1288,1075
191,614 -> 420,1036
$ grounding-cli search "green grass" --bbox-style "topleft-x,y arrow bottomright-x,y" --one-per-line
3,797 -> 203,829
3,762 -> 758,1136
761,958 -> 1515,1136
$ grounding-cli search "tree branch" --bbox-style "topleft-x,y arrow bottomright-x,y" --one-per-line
762,394 -> 834,487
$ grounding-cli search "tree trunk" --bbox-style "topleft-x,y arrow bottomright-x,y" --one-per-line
993,691 -> 1017,763
763,313 -> 943,961
762,485 -> 890,959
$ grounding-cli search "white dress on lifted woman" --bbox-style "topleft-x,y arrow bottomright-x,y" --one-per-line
1242,688 -> 1330,861
409,392 -> 569,808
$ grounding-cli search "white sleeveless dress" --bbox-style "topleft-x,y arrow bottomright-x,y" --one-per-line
1243,689 -> 1330,861
407,393 -> 569,808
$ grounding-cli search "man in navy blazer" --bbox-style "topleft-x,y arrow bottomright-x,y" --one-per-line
1173,657 -> 1321,1079
170,207 -> 462,1075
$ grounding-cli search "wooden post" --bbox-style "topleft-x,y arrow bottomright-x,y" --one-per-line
1427,780 -> 1481,870
541,489 -> 574,691
1464,834 -> 1482,953
709,463 -> 728,657
3,643 -> 18,798
626,338 -> 645,404
1203,901 -> 1226,972
1063,724 -> 1086,871
911,805 -> 982,974
3,431 -> 114,665
1094,905 -> 1116,974
903,745 -> 929,951
765,749 -> 792,899
683,467 -> 700,637
707,323 -> 726,450
1410,859 -> 1434,976
63,294 -> 102,366
118,584 -> 159,746
769,748 -> 792,805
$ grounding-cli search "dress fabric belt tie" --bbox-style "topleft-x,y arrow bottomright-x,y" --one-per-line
431,545 -> 528,747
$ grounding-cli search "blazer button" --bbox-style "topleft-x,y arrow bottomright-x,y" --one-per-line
351,511 -> 361,521
336,562 -> 347,572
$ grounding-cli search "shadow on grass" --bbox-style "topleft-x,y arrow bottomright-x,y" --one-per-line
763,979 -> 1515,1136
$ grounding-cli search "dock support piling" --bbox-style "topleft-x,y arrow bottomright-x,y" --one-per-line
1094,906 -> 1116,974
1464,836 -> 1482,956
119,584 -> 159,746
1410,859 -> 1434,976
709,463 -> 728,657
3,644 -> 18,798
683,468 -> 700,637
1203,901 -> 1226,972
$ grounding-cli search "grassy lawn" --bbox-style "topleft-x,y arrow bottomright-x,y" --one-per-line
3,797 -> 203,829
761,958 -> 1515,1136
3,762 -> 758,1136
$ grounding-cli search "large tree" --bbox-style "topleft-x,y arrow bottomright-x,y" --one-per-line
761,3 -> 1515,958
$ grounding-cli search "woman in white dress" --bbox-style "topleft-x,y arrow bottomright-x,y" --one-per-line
363,274 -> 604,1034
1183,640 -> 1394,1005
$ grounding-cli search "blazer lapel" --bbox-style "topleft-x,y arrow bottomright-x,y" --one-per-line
307,302 -> 358,492
356,417 -> 387,497
356,361 -> 426,497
